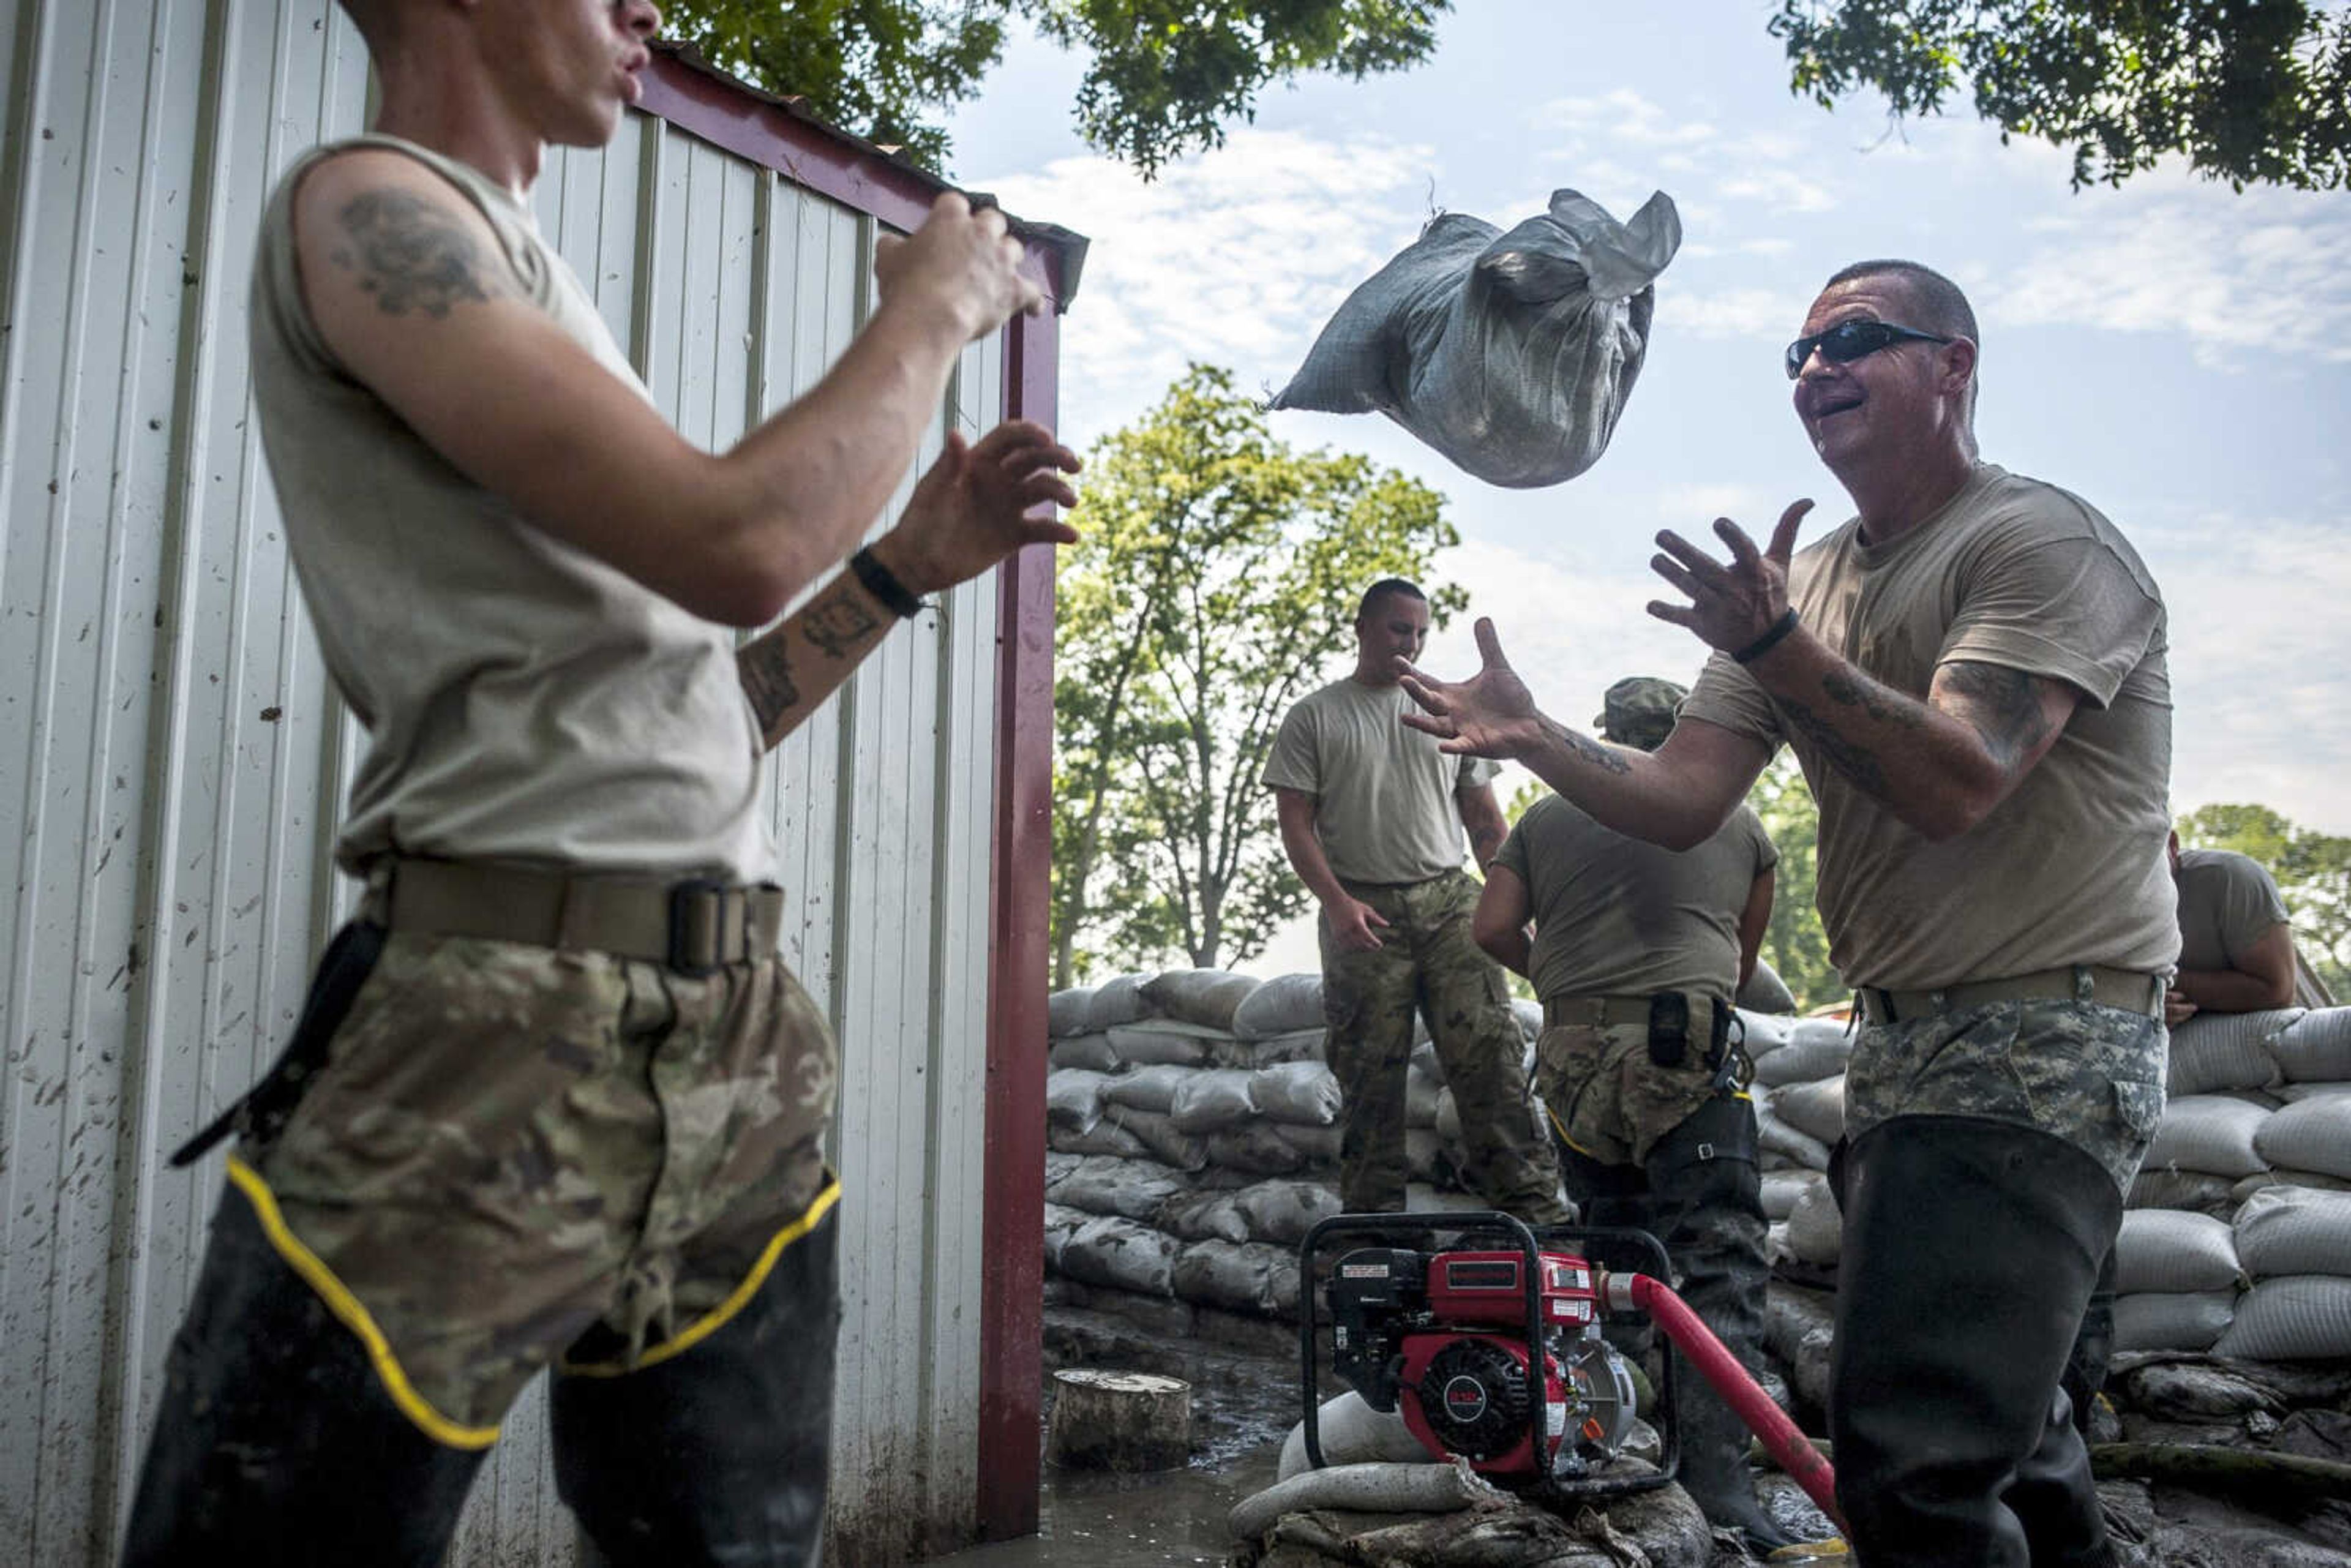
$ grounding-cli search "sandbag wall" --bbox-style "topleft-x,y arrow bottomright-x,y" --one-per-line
1043,970 -> 1547,1324
1751,1005 -> 2351,1360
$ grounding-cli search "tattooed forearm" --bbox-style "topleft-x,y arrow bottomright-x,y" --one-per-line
1536,715 -> 1633,776
803,595 -> 882,659
1938,660 -> 2056,768
1821,667 -> 1927,730
329,190 -> 493,317
1776,696 -> 1891,799
737,642 -> 800,737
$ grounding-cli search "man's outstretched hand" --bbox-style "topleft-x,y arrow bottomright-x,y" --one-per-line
871,420 -> 1081,596
1398,618 -> 1543,760
1648,500 -> 1812,655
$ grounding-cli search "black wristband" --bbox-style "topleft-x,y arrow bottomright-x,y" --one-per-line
850,546 -> 926,620
1731,606 -> 1799,665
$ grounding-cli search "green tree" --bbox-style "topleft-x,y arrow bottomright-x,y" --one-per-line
1052,364 -> 1461,984
1771,1 -> 2351,190
658,0 -> 1450,176
1749,756 -> 1841,1012
2176,803 -> 2351,999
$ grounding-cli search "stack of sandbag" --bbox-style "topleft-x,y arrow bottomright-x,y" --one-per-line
1742,1013 -> 1849,1273
2132,1094 -> 2274,1219
2217,1183 -> 2351,1360
2109,1209 -> 2246,1352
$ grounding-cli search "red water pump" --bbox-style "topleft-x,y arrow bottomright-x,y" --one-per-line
1299,1213 -> 1842,1526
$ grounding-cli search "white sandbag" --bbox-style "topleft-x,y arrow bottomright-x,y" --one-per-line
1232,1180 -> 1344,1247
1267,189 -> 1680,490
1172,1239 -> 1300,1316
1512,998 -> 1545,1042
1433,1087 -> 1461,1144
1046,1155 -> 1190,1221
2231,1169 -> 2351,1205
1772,1076 -> 1847,1146
2147,1094 -> 2273,1179
2113,1209 -> 2243,1295
1046,1069 -> 1111,1133
1755,1106 -> 1832,1172
2253,1094 -> 2351,1180
1274,1123 -> 1346,1165
1761,1169 -> 1825,1224
1044,1150 -> 1083,1186
1105,1019 -> 1223,1067
1233,972 -> 1326,1040
2113,1291 -> 2238,1353
1156,1189 -> 1251,1245
1736,960 -> 1798,1016
1084,973 -> 1157,1032
2272,1008 -> 2351,1083
1781,1176 -> 1842,1266
2274,1080 -> 2351,1103
1250,1062 -> 1344,1127
2165,1007 -> 2299,1095
1100,1063 -> 1194,1114
1278,1392 -> 1433,1480
1229,1459 -> 1499,1544
2213,1275 -> 2351,1360
2126,1168 -> 2237,1217
1205,1125 -> 1308,1177
1043,1202 -> 1087,1270
1168,1068 -> 1262,1135
1736,1010 -> 1797,1058
1142,968 -> 1261,1032
2233,1185 -> 2351,1279
1058,1214 -> 1179,1296
1047,987 -> 1097,1038
1209,1029 -> 1328,1069
1406,1063 -> 1444,1130
1104,1106 -> 1210,1172
1048,1032 -> 1120,1072
1406,1128 -> 1453,1185
1753,1034 -> 1853,1088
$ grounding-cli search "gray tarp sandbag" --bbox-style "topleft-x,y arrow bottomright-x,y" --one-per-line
1752,1085 -> 1834,1172
1046,987 -> 1096,1038
1736,960 -> 1798,1016
1043,1202 -> 1087,1270
2273,1008 -> 2351,1082
1406,1127 -> 1456,1185
1058,1213 -> 1179,1296
2113,1209 -> 2244,1294
1168,1068 -> 1262,1135
1269,189 -> 1681,489
1434,1087 -> 1461,1144
2274,1079 -> 2351,1103
2232,1169 -> 2351,1205
1046,1068 -> 1112,1134
1105,1020 -> 1224,1067
1251,1061 -> 1345,1127
1277,1393 -> 1433,1481
1275,1122 -> 1346,1165
1204,1124 -> 1308,1177
1771,1076 -> 1847,1146
2113,1290 -> 2238,1353
1761,1168 -> 1824,1223
2126,1168 -> 2238,1218
1048,1032 -> 1119,1072
1210,1029 -> 1329,1070
1045,1155 -> 1190,1221
1229,1460 -> 1501,1545
1044,1151 -> 1082,1187
1512,998 -> 1544,1042
2234,1185 -> 2351,1278
2214,1275 -> 2351,1360
1780,1176 -> 1842,1266
1142,968 -> 1261,1032
1172,1238 -> 1300,1316
1100,1063 -> 1195,1115
1082,973 -> 1157,1032
1106,1105 -> 1210,1172
1049,1120 -> 1150,1159
2165,1007 -> 2300,1095
1737,1010 -> 1797,1058
1232,1179 -> 1344,1247
2148,1093 -> 2274,1179
1156,1189 -> 1251,1245
1234,972 -> 1325,1040
1406,1063 -> 1445,1129
2254,1094 -> 2351,1180
1754,1031 -> 1853,1087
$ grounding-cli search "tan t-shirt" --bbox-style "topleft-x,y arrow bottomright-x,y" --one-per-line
1681,463 -> 2176,989
2174,848 -> 2330,1007
1495,795 -> 1775,1005
1262,677 -> 1500,884
251,136 -> 774,882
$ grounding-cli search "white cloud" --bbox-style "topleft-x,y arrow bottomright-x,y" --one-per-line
1534,90 -> 1719,150
1659,285 -> 1812,340
1714,167 -> 1837,214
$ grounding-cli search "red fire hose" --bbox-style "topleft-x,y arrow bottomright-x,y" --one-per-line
1605,1271 -> 1848,1534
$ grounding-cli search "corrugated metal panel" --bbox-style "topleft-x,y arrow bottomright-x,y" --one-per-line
0,4 -> 1026,1562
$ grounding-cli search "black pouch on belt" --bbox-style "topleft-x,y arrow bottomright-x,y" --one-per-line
1647,991 -> 1690,1068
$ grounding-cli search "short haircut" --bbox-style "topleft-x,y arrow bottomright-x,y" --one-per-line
1824,259 -> 1979,345
1356,578 -> 1427,622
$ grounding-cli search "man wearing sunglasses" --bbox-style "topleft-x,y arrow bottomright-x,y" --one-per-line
1399,259 -> 2172,1567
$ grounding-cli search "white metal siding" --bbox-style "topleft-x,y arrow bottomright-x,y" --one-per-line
0,4 -> 1013,1563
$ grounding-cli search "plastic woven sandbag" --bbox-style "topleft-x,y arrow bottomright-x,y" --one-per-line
1761,1169 -> 1825,1224
1046,1069 -> 1111,1133
1270,188 -> 1681,489
2255,1094 -> 2351,1180
2113,1209 -> 2243,1295
1047,987 -> 1097,1038
1048,1033 -> 1119,1072
2274,1080 -> 2351,1103
1168,1068 -> 1262,1135
2165,1007 -> 2299,1095
1104,1106 -> 1210,1172
1210,1029 -> 1327,1070
1778,1177 -> 1842,1267
1736,1010 -> 1797,1058
2113,1291 -> 2238,1353
1045,1155 -> 1190,1221
1753,1035 -> 1853,1087
2273,1008 -> 2351,1082
1250,1062 -> 1344,1127
2148,1094 -> 2273,1179
1233,973 -> 1325,1040
1043,1202 -> 1088,1270
1511,998 -> 1545,1042
1156,1189 -> 1251,1245
1277,1393 -> 1434,1480
1231,1180 -> 1344,1247
1274,1123 -> 1345,1165
1172,1239 -> 1300,1316
1737,960 -> 1798,1016
1406,1063 -> 1445,1129
1058,1214 -> 1179,1297
1100,1063 -> 1194,1115
1104,1020 -> 1223,1067
1082,973 -> 1157,1032
2233,1185 -> 2351,1279
1772,1077 -> 1847,1146
2214,1275 -> 2351,1360
1204,1125 -> 1308,1177
2125,1168 -> 2237,1218
1142,969 -> 1261,1032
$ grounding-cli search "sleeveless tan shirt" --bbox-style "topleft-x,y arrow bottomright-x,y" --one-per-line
250,135 -> 774,882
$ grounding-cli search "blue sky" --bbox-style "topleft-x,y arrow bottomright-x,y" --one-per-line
944,3 -> 2351,969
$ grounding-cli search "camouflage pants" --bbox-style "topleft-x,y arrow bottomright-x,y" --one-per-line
1535,999 -> 1734,1169
1320,869 -> 1566,1221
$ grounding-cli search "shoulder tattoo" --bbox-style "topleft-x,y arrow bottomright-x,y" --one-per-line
1939,659 -> 2057,768
329,189 -> 495,317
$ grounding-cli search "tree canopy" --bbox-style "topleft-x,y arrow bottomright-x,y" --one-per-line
1771,1 -> 2351,190
1051,364 -> 1460,984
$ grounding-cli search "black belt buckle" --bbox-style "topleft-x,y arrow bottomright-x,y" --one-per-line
668,877 -> 731,978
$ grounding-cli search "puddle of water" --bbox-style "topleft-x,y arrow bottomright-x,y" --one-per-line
923,1441 -> 1283,1567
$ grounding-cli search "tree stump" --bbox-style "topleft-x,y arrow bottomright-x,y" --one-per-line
1045,1368 -> 1191,1471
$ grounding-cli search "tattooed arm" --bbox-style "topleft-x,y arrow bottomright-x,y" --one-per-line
735,572 -> 890,751
288,148 -> 1068,627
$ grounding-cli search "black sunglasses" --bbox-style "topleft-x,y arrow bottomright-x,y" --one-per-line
1783,320 -> 1953,379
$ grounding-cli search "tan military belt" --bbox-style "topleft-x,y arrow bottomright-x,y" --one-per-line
1542,992 -> 1728,1030
373,858 -> 784,976
1855,964 -> 2162,1026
